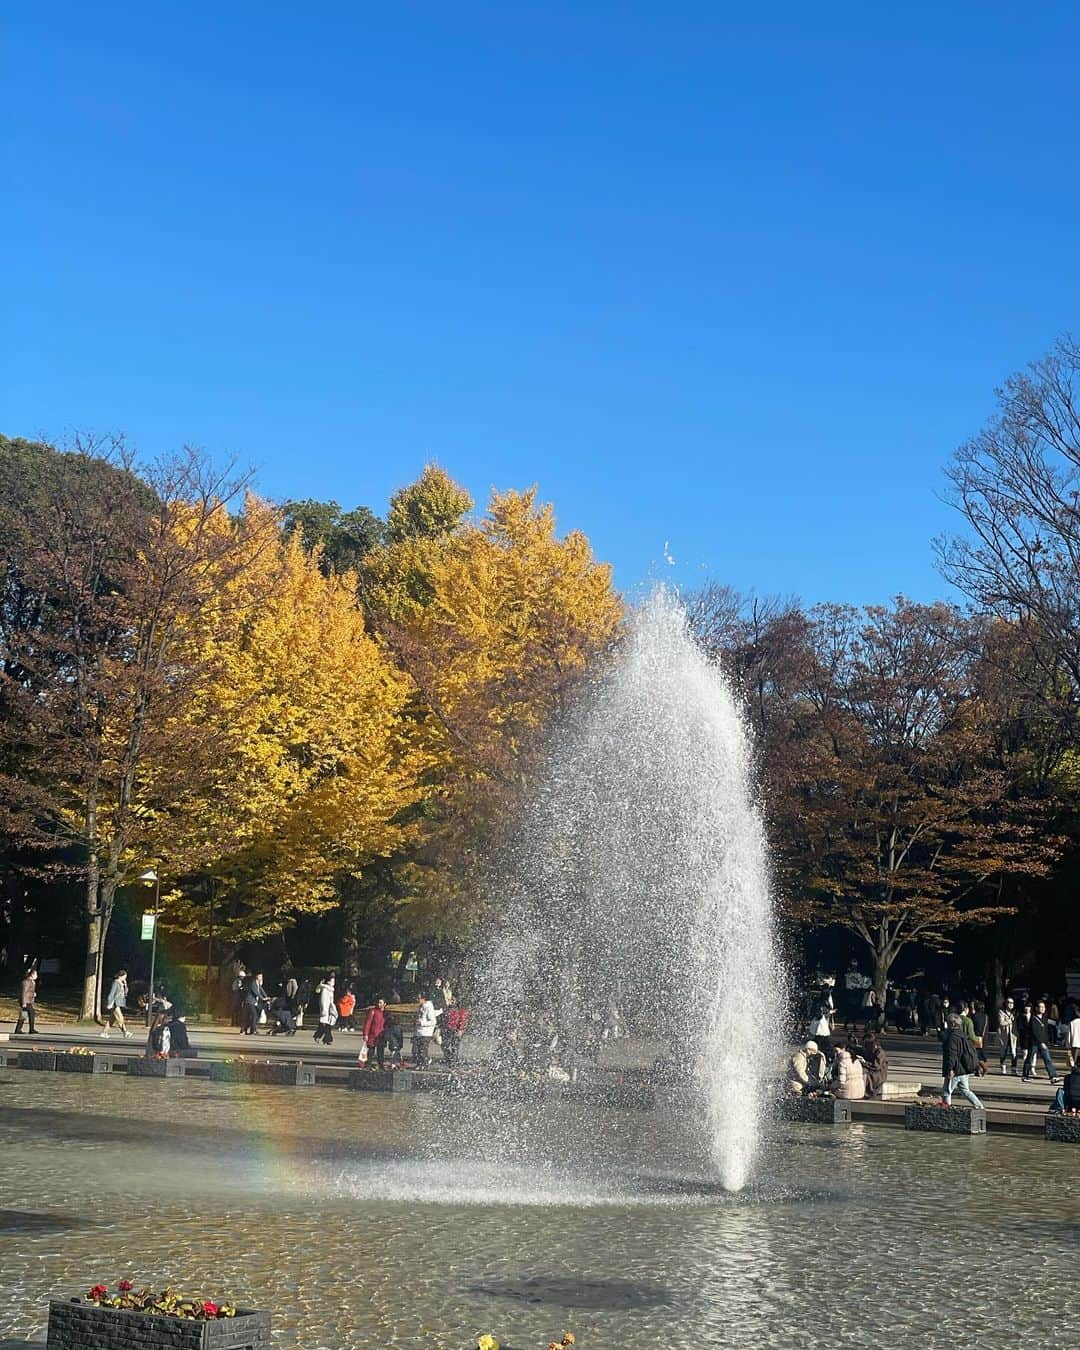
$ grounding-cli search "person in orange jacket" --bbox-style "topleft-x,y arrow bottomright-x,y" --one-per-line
337,986 -> 357,1031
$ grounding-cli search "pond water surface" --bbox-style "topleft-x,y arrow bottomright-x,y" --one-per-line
0,1073 -> 1074,1348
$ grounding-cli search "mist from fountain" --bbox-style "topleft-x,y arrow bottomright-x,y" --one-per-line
471,588 -> 781,1193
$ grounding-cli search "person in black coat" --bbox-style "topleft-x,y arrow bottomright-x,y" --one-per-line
166,1011 -> 195,1057
1022,1000 -> 1060,1083
941,1015 -> 983,1108
241,972 -> 267,1035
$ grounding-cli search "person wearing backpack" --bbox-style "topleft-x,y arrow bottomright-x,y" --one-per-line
941,1013 -> 984,1109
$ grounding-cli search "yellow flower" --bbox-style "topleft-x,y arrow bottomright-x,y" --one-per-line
477,1336 -> 500,1350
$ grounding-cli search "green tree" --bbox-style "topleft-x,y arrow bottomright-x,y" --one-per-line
282,498 -> 384,575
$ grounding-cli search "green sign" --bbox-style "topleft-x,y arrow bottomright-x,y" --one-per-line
140,912 -> 156,941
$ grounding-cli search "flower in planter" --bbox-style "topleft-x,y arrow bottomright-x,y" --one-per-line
82,1280 -> 237,1319
476,1336 -> 500,1350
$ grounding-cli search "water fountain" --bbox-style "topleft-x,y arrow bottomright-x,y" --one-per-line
471,588 -> 781,1193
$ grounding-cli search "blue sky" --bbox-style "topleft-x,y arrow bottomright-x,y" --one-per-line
4,3 -> 1077,605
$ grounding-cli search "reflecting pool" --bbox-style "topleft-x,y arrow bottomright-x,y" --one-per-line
0,1073 -> 1074,1348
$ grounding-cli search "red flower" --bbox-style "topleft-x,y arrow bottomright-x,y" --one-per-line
88,1285 -> 108,1302
201,1301 -> 219,1319
118,1280 -> 133,1293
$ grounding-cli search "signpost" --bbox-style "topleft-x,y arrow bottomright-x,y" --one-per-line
138,870 -> 161,1025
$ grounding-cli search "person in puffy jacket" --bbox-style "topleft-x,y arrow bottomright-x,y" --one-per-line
413,992 -> 440,1068
787,1040 -> 827,1096
313,975 -> 337,1045
337,987 -> 357,1031
830,1046 -> 866,1100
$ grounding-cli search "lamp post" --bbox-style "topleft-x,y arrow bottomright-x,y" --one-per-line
138,869 -> 160,1027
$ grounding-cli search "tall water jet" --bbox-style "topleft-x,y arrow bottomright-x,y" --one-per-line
475,588 -> 781,1193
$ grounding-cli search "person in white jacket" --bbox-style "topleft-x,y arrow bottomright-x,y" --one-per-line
313,974 -> 337,1045
413,992 -> 440,1068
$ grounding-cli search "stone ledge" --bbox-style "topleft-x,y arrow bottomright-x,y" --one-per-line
905,1103 -> 987,1134
348,1068 -> 414,1091
126,1057 -> 186,1078
778,1096 -> 852,1124
18,1051 -> 58,1071
56,1053 -> 119,1074
1045,1113 -> 1080,1142
209,1061 -> 314,1086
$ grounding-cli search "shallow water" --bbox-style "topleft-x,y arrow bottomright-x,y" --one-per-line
0,1074 -> 1075,1348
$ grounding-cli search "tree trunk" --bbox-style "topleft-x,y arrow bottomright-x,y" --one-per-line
872,947 -> 894,1009
342,903 -> 361,979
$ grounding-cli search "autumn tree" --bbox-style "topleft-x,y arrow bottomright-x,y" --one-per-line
0,437 -> 274,1018
378,485 -> 623,937
785,598 -> 1057,999
162,514 -> 429,950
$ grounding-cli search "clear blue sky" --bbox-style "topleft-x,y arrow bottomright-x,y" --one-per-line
4,3 -> 1077,605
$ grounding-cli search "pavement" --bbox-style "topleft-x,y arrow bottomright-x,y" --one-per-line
1,1022 -> 1070,1099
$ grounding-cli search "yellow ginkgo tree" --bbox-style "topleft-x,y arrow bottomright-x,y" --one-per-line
376,483 -> 623,937
163,502 -> 430,946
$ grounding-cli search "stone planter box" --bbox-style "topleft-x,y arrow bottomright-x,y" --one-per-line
905,1103 -> 986,1134
209,1060 -> 315,1086
127,1057 -> 186,1078
19,1050 -> 58,1071
47,1298 -> 271,1347
57,1053 -> 119,1074
1045,1113 -> 1080,1142
779,1095 -> 852,1124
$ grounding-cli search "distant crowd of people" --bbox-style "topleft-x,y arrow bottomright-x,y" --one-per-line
224,966 -> 470,1069
794,972 -> 1080,1115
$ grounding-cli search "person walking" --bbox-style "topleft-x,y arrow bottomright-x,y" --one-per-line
361,997 -> 387,1068
959,1000 -> 977,1046
229,966 -> 247,1027
941,1014 -> 984,1109
293,977 -> 312,1029
240,972 -> 267,1035
971,1000 -> 989,1075
1067,1003 -> 1080,1070
13,967 -> 37,1034
809,991 -> 834,1062
997,997 -> 1019,1075
1022,1000 -> 1060,1084
102,969 -> 133,1038
313,974 -> 337,1045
